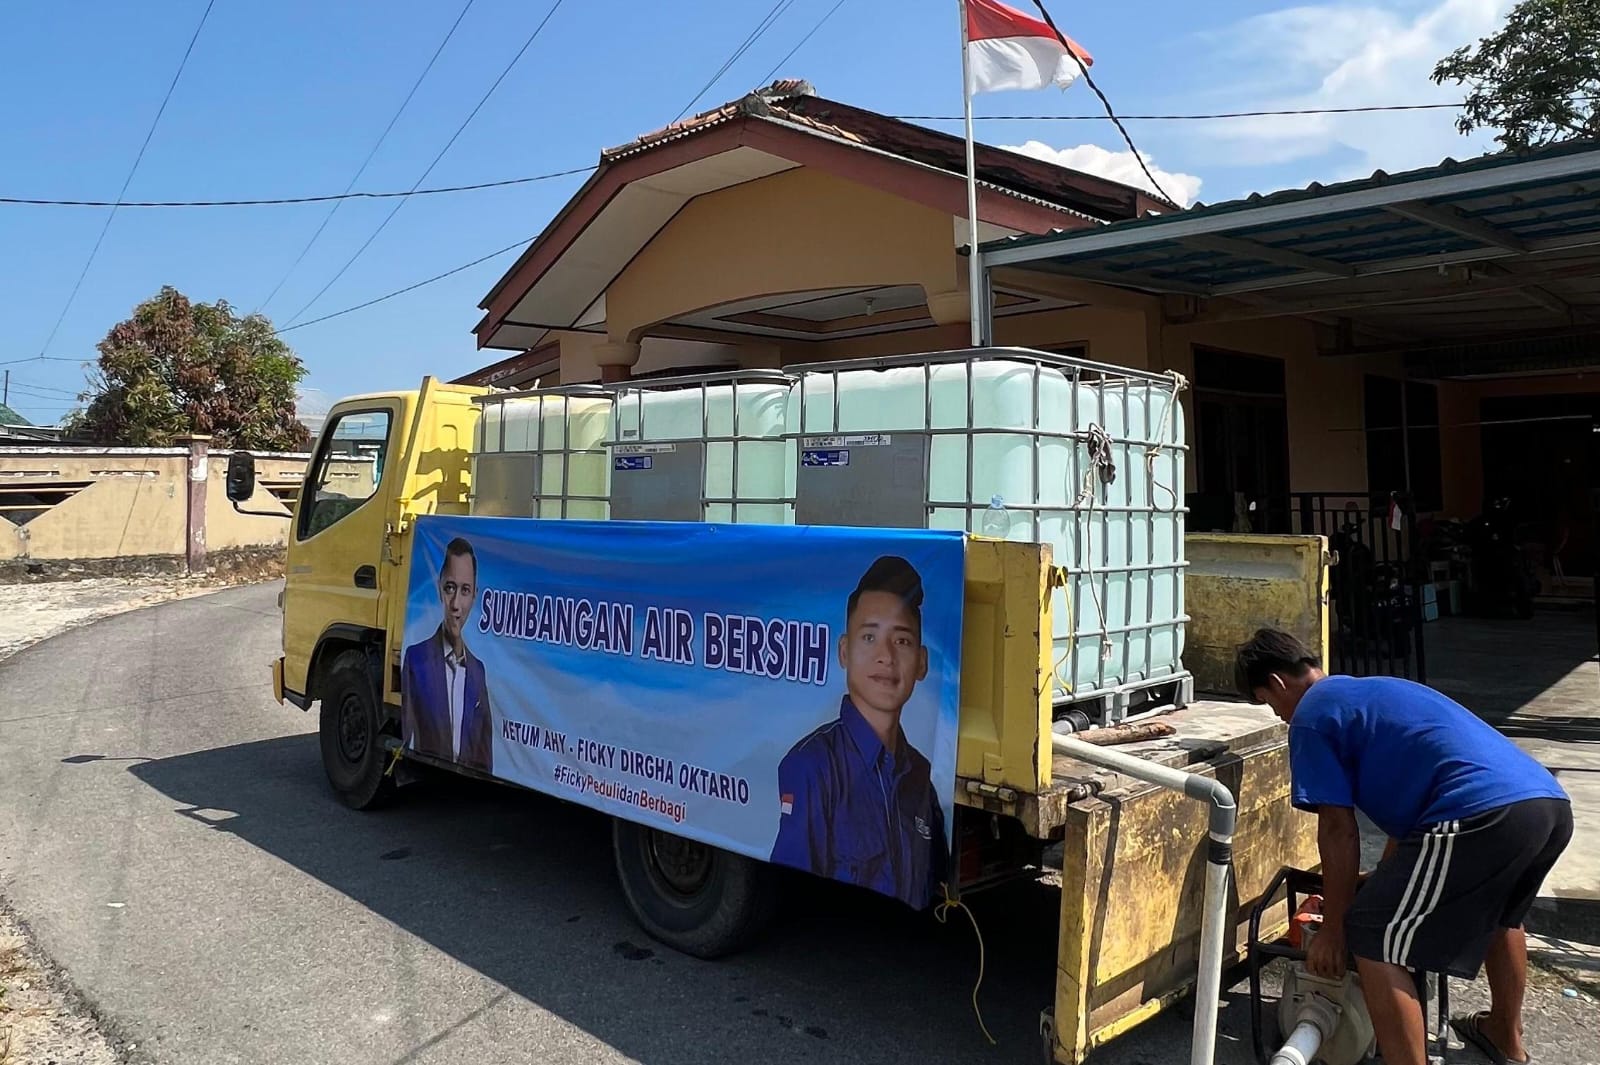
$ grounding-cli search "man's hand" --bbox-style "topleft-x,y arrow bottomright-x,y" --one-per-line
1306,923 -> 1348,980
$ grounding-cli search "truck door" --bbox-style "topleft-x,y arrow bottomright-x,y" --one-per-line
282,403 -> 400,698
377,380 -> 482,705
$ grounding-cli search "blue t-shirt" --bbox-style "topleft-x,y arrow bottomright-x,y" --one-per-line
1289,675 -> 1567,840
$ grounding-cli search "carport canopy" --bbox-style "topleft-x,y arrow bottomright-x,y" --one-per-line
978,139 -> 1600,378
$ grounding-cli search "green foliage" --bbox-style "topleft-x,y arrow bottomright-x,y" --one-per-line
1432,0 -> 1600,151
68,286 -> 313,450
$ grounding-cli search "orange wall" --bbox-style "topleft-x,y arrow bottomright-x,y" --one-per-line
605,167 -> 961,343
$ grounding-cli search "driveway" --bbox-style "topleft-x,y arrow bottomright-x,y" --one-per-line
1,584 -> 1594,1064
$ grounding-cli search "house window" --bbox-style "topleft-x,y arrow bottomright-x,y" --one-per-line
1363,375 -> 1442,512
1191,348 -> 1291,533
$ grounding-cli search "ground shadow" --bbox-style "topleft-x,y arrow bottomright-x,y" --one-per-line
129,735 -> 1079,1065
1424,609 -> 1598,727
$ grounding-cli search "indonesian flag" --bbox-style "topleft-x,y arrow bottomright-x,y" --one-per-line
965,0 -> 1093,94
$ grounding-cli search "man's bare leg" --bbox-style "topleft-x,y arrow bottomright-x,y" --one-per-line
1480,925 -> 1530,1062
1355,955 -> 1428,1065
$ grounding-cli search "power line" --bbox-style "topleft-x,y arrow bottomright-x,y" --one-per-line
273,233 -> 538,335
0,356 -> 86,368
891,99 -> 1599,121
6,380 -> 83,399
15,96 -> 1581,212
256,0 -> 480,314
674,0 -> 798,124
759,0 -> 849,85
1028,0 -> 1172,204
1,166 -> 596,209
33,0 -> 217,359
281,0 -> 569,329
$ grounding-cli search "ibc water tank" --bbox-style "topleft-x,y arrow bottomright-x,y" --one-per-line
473,390 -> 613,518
609,372 -> 793,524
785,348 -> 1187,704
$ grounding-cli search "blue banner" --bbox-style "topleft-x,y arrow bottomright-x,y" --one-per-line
401,517 -> 966,910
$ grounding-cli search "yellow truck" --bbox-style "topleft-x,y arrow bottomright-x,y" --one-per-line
227,358 -> 1320,1065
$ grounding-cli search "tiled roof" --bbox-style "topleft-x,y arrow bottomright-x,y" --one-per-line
0,402 -> 32,427
601,80 -> 1173,223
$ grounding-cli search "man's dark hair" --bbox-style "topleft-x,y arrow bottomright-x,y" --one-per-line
442,537 -> 476,577
847,555 -> 924,631
1234,628 -> 1320,700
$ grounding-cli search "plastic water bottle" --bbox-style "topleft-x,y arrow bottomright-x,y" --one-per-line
981,495 -> 1012,538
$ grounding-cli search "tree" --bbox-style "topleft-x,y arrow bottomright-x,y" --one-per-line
1432,0 -> 1600,151
69,286 -> 313,450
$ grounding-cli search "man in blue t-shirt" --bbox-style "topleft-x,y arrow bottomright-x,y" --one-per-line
1236,629 -> 1570,1065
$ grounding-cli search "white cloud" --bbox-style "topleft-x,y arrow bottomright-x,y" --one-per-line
1002,140 -> 1204,207
1194,0 -> 1514,179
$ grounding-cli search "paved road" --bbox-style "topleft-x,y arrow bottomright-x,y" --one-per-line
1,585 -> 1594,1065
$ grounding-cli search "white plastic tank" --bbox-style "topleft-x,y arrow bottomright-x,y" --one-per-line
476,392 -> 613,518
611,374 -> 793,524
786,351 -> 1186,703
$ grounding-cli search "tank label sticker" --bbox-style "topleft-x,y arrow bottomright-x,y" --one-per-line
802,433 -> 891,448
612,443 -> 677,455
800,449 -> 850,468
402,516 -> 965,911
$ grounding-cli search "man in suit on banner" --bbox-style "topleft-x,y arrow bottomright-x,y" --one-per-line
402,536 -> 495,774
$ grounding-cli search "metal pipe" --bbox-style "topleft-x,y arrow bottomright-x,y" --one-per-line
1050,734 -> 1237,1065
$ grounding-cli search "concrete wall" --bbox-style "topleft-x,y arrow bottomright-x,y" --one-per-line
0,446 -> 318,573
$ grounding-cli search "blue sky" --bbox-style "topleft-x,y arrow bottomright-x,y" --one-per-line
0,0 -> 1511,423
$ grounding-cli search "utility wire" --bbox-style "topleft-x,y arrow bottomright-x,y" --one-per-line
6,380 -> 82,398
256,0 -> 480,314
1028,0 -> 1172,204
674,0 -> 798,123
13,98 -> 1577,212
1,166 -> 597,209
33,0 -> 216,359
759,0 -> 849,85
273,233 -> 538,335
0,356 -> 85,368
902,102 -> 1472,120
281,0 -> 569,329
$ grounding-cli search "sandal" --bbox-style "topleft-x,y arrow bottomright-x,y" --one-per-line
1451,1011 -> 1531,1065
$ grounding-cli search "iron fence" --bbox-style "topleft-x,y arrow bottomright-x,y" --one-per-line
1291,491 -> 1427,682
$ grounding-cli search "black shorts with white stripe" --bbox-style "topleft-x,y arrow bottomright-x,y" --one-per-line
1345,796 -> 1573,979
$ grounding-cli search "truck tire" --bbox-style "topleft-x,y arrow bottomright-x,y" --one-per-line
611,818 -> 777,959
318,650 -> 395,811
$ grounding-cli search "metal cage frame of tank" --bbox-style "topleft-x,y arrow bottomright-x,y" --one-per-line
603,368 -> 798,522
780,346 -> 1191,718
470,383 -> 616,517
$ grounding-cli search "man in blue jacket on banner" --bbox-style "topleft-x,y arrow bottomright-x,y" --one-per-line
402,537 -> 495,775
770,555 -> 949,909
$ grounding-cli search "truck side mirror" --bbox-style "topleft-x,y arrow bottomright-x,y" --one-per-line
226,452 -> 257,503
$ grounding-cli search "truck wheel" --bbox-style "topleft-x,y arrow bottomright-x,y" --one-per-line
319,650 -> 395,811
611,818 -> 777,959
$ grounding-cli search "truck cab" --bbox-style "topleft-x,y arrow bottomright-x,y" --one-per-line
236,381 -> 485,797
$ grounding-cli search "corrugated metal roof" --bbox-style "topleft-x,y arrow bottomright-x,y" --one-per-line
984,136 -> 1600,262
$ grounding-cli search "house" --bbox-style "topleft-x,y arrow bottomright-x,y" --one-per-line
461,80 -> 1600,621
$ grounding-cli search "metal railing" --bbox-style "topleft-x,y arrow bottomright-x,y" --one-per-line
1291,491 -> 1426,682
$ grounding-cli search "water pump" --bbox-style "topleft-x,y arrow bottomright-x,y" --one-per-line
1248,867 -> 1451,1065
1269,901 -> 1376,1065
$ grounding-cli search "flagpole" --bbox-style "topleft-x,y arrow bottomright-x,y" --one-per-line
958,0 -> 983,347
